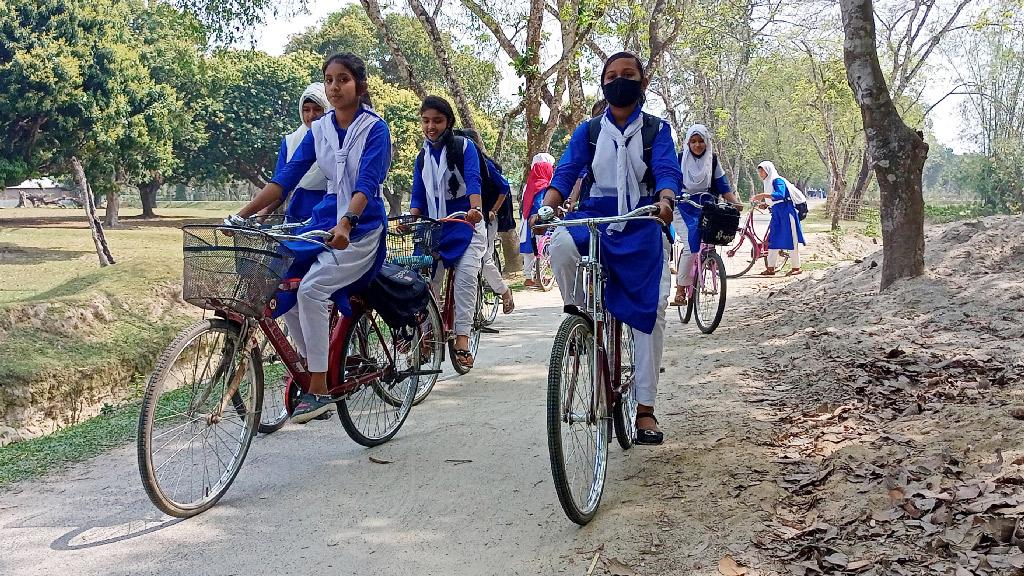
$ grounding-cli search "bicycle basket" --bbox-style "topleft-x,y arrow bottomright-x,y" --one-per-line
386,215 -> 440,269
698,204 -> 741,245
181,225 -> 295,318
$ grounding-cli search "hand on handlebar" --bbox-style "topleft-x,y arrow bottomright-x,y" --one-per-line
657,199 -> 674,225
328,221 -> 350,250
466,207 -> 483,225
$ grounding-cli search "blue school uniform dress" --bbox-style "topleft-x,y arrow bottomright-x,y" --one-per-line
678,152 -> 731,253
548,107 -> 682,334
411,136 -> 483,268
269,106 -> 391,317
272,138 -> 328,223
767,178 -> 806,250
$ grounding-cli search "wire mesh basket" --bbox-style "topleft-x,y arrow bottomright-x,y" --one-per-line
385,215 -> 440,270
181,225 -> 294,318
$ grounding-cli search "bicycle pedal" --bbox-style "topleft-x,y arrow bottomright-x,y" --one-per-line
479,327 -> 499,334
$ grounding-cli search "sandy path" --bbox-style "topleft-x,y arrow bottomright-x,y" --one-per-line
0,273 -> 797,576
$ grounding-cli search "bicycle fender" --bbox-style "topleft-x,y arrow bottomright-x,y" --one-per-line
563,305 -> 594,329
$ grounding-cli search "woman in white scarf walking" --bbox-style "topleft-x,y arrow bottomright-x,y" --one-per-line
752,161 -> 806,276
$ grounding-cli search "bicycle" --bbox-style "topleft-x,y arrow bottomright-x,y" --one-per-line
137,220 -> 428,518
721,201 -> 788,278
674,193 -> 729,334
535,204 -> 660,525
533,229 -> 555,291
481,238 -> 504,325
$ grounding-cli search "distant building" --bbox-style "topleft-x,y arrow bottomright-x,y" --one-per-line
1,178 -> 73,208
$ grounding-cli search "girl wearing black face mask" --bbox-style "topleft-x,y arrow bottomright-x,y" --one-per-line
532,52 -> 683,445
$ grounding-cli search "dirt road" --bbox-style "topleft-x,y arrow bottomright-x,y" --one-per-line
0,277 -> 788,576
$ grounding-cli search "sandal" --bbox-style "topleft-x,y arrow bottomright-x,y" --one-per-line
785,268 -> 802,276
759,268 -> 777,276
502,290 -> 515,314
454,348 -> 475,369
670,288 -> 688,307
524,278 -> 536,287
634,411 -> 664,445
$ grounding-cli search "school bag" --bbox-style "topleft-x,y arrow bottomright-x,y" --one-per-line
364,263 -> 430,337
580,113 -> 663,198
414,131 -> 516,232
785,180 -> 809,221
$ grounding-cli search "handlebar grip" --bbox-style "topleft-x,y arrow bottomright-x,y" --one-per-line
537,206 -> 555,222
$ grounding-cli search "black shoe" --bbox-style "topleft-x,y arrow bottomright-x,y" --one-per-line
634,412 -> 664,445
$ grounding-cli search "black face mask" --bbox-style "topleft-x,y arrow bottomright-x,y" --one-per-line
601,77 -> 644,108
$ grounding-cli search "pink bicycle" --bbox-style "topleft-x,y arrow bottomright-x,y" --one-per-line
675,194 -> 728,334
721,201 -> 788,278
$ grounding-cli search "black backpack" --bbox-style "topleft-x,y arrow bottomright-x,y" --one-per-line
415,131 -> 516,231
364,263 -> 430,338
580,113 -> 663,200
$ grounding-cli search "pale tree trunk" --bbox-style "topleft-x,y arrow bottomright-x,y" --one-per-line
104,190 -> 119,227
16,191 -> 28,208
71,157 -> 114,267
408,0 -> 478,135
499,230 -> 522,274
360,0 -> 428,99
840,0 -> 928,290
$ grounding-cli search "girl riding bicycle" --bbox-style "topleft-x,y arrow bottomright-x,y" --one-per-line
671,124 -> 742,306
410,96 -> 486,369
752,160 -> 806,276
229,53 -> 392,422
534,52 -> 681,445
259,82 -> 332,223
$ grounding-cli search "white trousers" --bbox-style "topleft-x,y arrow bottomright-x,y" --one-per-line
768,214 -> 801,269
523,253 -> 537,278
480,221 -> 508,295
673,211 -> 696,287
549,227 -> 670,407
431,220 -> 486,337
283,228 -> 382,373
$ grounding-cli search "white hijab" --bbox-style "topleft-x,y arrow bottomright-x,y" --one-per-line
285,83 -> 332,191
758,160 -> 806,203
531,152 -> 555,167
681,124 -> 714,192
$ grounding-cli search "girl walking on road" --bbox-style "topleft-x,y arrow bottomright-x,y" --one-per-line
752,160 -> 805,276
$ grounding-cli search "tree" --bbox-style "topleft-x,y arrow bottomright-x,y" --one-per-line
840,0 -> 929,289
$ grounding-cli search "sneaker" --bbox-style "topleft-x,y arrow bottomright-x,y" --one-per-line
291,393 -> 335,424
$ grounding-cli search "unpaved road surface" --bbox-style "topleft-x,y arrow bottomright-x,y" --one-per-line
0,277 -> 790,576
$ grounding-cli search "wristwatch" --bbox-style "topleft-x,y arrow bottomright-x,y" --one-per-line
341,212 -> 360,228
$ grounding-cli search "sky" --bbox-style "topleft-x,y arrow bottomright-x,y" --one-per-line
248,0 -> 974,154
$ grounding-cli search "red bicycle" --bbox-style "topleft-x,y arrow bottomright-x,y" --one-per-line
721,201 -> 788,278
675,194 -> 728,333
137,221 -> 430,518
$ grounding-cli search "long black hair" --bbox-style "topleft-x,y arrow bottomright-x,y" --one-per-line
419,95 -> 456,129
322,53 -> 372,107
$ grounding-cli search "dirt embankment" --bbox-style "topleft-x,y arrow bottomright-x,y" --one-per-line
0,284 -> 197,445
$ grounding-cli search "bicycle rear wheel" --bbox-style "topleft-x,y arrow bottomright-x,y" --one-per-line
611,322 -> 637,450
137,319 -> 262,518
535,241 -> 555,292
256,319 -> 289,433
413,295 -> 444,405
547,314 -> 608,525
337,311 -> 417,447
482,246 -> 502,325
723,231 -> 758,278
694,251 -> 727,334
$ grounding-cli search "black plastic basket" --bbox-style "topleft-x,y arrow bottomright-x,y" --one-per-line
698,204 -> 741,246
385,216 -> 440,270
181,225 -> 294,318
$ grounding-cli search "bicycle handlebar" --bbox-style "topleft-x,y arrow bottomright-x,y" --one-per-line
534,204 -> 661,229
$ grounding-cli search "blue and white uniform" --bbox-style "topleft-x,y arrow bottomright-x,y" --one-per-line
675,124 -> 731,285
270,105 -> 392,372
272,83 -> 332,223
547,105 -> 682,407
481,156 -> 511,295
411,135 -> 486,338
759,161 -> 806,269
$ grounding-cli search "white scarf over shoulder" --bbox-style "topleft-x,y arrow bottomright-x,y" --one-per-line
590,114 -> 647,231
758,160 -> 806,204
310,106 -> 381,223
285,83 -> 332,191
420,137 -> 469,220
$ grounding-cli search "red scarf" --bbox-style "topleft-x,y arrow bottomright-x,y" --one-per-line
521,161 -> 554,219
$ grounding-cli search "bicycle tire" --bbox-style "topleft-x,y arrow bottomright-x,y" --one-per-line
413,295 -> 444,405
535,243 -> 555,292
482,247 -> 502,325
337,311 -> 417,447
694,251 -> 727,334
547,314 -> 608,525
137,319 -> 262,518
611,322 -> 637,450
724,231 -> 758,278
678,294 -> 694,324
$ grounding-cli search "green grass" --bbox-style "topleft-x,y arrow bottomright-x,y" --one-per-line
0,398 -> 142,486
924,202 -> 999,224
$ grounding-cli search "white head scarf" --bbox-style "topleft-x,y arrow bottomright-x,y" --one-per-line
757,160 -> 806,203
284,83 -> 332,191
531,152 -> 555,167
681,124 -> 714,192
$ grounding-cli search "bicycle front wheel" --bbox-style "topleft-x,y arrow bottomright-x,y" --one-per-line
723,231 -> 757,278
694,251 -> 727,334
535,243 -> 555,292
137,319 -> 262,518
547,314 -> 608,525
337,311 -> 417,447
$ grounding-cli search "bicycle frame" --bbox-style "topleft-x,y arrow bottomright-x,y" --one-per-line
726,204 -> 769,260
683,242 -> 722,301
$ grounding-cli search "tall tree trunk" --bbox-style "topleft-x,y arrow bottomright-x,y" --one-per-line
104,190 -> 119,227
360,0 -> 428,98
408,0 -> 478,135
382,182 -> 403,216
849,150 -> 873,201
139,178 -> 162,218
16,191 -> 27,208
71,157 -> 113,267
498,230 -> 522,274
840,0 -> 928,290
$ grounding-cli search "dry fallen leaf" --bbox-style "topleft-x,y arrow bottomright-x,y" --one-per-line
604,557 -> 637,576
719,555 -> 748,576
981,449 -> 1005,474
368,456 -> 393,464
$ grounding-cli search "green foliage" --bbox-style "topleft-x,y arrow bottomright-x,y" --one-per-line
955,139 -> 1024,214
923,202 -> 1000,223
368,77 -> 422,193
